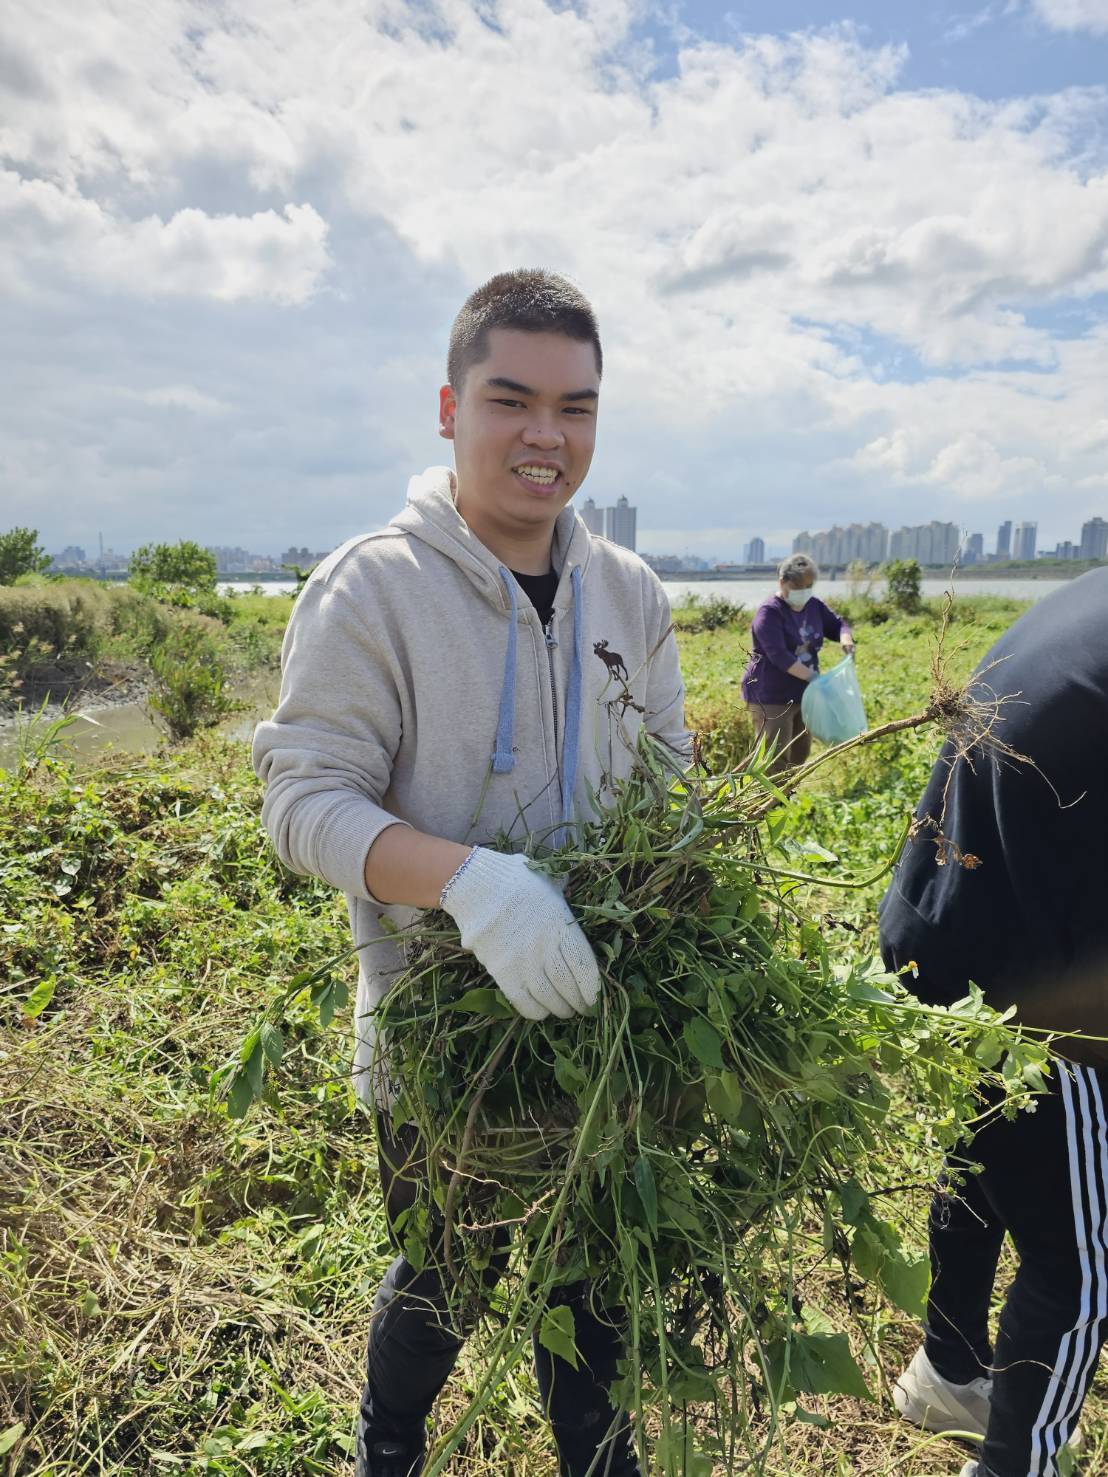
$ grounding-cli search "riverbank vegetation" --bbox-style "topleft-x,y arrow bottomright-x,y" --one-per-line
0,557 -> 291,733
3,593 -> 1103,1474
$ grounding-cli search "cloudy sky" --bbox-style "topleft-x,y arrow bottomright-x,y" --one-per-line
3,0 -> 1108,563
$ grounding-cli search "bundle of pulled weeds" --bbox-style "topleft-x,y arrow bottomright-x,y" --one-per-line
374,735 -> 1050,1476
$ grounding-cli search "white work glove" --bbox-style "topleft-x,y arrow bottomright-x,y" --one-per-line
440,848 -> 600,1020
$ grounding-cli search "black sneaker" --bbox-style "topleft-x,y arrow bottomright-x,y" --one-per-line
355,1435 -> 425,1477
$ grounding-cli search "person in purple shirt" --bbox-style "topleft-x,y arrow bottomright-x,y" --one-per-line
741,553 -> 854,773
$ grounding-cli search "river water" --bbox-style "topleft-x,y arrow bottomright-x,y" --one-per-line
219,576 -> 1072,604
1,575 -> 1068,770
0,671 -> 280,771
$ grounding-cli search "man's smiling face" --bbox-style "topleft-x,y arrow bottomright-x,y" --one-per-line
440,327 -> 600,545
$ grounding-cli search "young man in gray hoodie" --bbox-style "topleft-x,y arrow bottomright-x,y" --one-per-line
253,270 -> 688,1477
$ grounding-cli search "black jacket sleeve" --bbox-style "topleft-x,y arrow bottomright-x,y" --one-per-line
879,569 -> 1108,1022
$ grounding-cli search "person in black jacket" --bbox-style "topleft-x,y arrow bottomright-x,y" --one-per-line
880,567 -> 1108,1477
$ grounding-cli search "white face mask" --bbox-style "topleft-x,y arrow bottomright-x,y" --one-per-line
785,587 -> 813,610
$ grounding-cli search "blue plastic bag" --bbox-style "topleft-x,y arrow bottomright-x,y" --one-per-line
801,654 -> 868,744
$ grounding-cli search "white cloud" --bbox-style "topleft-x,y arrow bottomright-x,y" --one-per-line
943,6 -> 1007,43
0,171 -> 330,303
831,326 -> 1108,528
1030,0 -> 1108,33
854,428 -> 1046,499
1072,417 -> 1108,451
136,385 -> 231,415
6,8 -> 1106,342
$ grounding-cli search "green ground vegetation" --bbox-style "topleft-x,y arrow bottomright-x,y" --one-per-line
3,592 -> 1102,1475
0,577 -> 291,732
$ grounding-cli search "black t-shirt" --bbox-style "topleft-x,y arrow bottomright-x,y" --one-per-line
879,567 -> 1108,1016
512,567 -> 559,628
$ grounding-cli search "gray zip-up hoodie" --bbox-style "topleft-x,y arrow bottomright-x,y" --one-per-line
252,466 -> 687,1101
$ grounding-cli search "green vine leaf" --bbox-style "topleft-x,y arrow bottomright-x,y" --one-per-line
538,1304 -> 579,1370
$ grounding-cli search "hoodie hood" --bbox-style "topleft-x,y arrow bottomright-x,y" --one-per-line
389,465 -> 593,611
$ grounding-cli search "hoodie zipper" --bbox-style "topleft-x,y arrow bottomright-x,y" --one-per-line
543,617 -> 559,731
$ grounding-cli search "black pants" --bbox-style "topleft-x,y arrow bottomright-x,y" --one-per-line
359,1116 -> 640,1477
925,1062 -> 1108,1477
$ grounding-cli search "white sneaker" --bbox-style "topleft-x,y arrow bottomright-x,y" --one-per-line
897,1346 -> 1083,1456
894,1346 -> 992,1438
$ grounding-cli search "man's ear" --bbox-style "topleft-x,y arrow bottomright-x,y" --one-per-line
439,384 -> 457,441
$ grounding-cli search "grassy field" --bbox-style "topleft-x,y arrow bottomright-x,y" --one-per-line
2,592 -> 1101,1476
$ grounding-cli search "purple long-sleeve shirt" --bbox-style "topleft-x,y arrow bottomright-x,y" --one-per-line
741,594 -> 852,706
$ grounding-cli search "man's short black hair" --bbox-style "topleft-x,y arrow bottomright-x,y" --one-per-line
447,269 -> 602,390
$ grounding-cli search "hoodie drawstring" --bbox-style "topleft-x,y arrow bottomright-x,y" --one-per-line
493,567 -> 519,774
493,564 -> 584,846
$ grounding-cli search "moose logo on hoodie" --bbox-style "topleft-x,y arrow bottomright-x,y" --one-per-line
593,639 -> 629,682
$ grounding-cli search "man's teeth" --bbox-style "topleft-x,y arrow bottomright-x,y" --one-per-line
515,466 -> 558,484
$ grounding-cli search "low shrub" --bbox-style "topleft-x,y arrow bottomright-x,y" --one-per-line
672,595 -> 744,634
831,594 -> 892,626
885,558 -> 922,613
0,581 -> 184,673
146,619 -> 240,740
103,583 -> 174,657
0,581 -> 113,671
147,583 -> 236,621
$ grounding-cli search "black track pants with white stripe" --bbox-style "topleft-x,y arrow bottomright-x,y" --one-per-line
924,1062 -> 1108,1477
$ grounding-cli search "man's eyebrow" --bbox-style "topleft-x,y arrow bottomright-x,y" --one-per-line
484,377 -> 599,402
485,376 -> 536,395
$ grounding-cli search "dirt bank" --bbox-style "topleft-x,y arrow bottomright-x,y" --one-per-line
0,659 -> 150,728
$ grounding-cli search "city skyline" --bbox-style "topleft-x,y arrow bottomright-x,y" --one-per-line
790,513 -> 1108,568
45,507 -> 1108,576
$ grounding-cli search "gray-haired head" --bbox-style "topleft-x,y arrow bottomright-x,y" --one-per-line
778,553 -> 819,586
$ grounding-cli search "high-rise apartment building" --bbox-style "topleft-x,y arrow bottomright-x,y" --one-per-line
962,533 -> 984,564
207,545 -> 256,573
579,496 -> 636,549
279,546 -> 332,568
888,521 -> 959,566
744,537 -> 766,564
858,522 -> 889,563
579,498 -> 605,536
792,522 -> 888,566
603,496 -> 637,551
1012,521 -> 1037,561
1080,517 -> 1108,561
996,521 -> 1012,560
